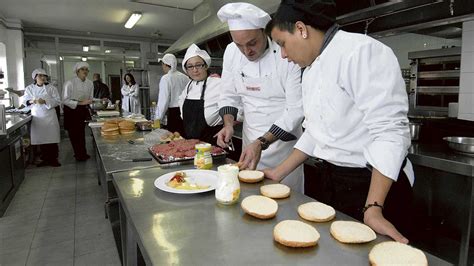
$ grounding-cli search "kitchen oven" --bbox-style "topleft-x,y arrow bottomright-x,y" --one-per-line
408,47 -> 461,117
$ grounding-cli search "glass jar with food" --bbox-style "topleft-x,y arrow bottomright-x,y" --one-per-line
194,143 -> 213,169
215,164 -> 240,205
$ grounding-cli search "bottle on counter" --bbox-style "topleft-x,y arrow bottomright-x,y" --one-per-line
194,143 -> 212,169
150,102 -> 160,129
215,164 -> 240,205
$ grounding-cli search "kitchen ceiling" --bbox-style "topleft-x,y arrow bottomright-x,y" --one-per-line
0,0 -> 200,43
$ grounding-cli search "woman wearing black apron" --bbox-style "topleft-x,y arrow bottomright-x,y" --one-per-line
178,44 -> 223,145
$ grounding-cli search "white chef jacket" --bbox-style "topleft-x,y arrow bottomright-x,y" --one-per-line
178,77 -> 222,127
23,83 -> 61,145
62,77 -> 94,109
294,30 -> 414,185
121,84 -> 141,114
156,70 -> 190,121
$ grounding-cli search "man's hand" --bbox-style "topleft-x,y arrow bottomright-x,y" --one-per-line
363,206 -> 408,244
37,98 -> 46,104
238,140 -> 262,170
262,168 -> 282,182
215,125 -> 234,148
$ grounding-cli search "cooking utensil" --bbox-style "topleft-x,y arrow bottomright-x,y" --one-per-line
409,122 -> 421,141
443,136 -> 474,155
225,139 -> 235,151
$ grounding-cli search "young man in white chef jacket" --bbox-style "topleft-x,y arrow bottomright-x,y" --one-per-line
265,0 -> 415,243
215,2 -> 305,192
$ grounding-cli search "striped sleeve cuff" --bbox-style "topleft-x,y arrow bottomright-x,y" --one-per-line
219,106 -> 238,119
269,124 -> 297,142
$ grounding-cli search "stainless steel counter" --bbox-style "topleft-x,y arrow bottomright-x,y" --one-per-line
5,113 -> 31,135
408,143 -> 474,177
112,165 -> 449,266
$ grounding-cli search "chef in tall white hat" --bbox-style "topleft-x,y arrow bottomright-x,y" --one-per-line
156,53 -> 190,135
62,61 -> 94,161
215,2 -> 305,192
177,44 -> 223,145
23,68 -> 61,167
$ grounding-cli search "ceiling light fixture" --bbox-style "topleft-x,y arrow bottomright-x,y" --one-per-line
81,57 -> 87,62
105,49 -> 111,54
83,45 -> 89,52
125,12 -> 142,29
59,56 -> 63,61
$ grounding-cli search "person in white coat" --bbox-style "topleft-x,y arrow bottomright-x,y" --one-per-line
156,53 -> 189,135
215,3 -> 305,192
121,73 -> 141,114
63,62 -> 94,161
178,44 -> 223,145
23,69 -> 61,167
266,0 -> 415,243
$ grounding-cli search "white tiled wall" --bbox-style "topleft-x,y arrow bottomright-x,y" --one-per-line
459,20 -> 474,121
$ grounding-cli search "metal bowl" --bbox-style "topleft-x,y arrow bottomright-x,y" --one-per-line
443,136 -> 474,154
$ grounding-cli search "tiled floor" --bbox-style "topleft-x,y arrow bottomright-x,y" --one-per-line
0,137 -> 120,266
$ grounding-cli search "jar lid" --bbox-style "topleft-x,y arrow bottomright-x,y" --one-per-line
195,143 -> 211,151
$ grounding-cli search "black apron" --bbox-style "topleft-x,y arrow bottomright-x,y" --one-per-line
182,78 -> 222,145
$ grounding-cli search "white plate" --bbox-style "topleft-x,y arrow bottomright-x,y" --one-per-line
154,169 -> 218,194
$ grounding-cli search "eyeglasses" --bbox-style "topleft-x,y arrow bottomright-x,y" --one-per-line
185,63 -> 206,70
79,68 -> 89,72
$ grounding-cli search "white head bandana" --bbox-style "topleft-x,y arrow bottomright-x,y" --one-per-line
73,62 -> 90,73
217,2 -> 271,31
158,53 -> 178,71
182,44 -> 211,73
32,68 -> 47,80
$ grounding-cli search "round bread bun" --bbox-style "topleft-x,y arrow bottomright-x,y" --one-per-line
101,130 -> 119,136
330,221 -> 376,243
241,195 -> 278,219
369,241 -> 427,266
120,129 -> 136,135
273,220 -> 320,248
260,184 -> 290,199
118,121 -> 135,129
238,170 -> 264,183
101,124 -> 119,132
298,202 -> 336,222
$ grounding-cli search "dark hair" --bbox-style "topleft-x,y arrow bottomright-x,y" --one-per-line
124,73 -> 136,85
268,0 -> 336,33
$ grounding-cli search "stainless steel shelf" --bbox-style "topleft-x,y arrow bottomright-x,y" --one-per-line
418,70 -> 460,79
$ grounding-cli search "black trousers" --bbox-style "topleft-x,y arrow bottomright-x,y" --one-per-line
64,105 -> 90,159
40,143 -> 59,163
316,160 -> 415,239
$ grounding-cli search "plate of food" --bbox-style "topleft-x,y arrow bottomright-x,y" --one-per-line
154,170 -> 218,194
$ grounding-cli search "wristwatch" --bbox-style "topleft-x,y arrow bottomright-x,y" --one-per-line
257,136 -> 270,150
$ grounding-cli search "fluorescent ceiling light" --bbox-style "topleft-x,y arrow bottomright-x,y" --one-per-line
59,56 -> 63,61
125,12 -> 142,29
105,49 -> 111,53
83,45 -> 89,52
81,57 -> 87,62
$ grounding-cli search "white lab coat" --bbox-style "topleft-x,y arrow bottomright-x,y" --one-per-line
178,77 -> 222,126
23,83 -> 60,145
156,70 -> 190,123
294,30 -> 415,185
219,38 -> 305,192
121,84 -> 141,114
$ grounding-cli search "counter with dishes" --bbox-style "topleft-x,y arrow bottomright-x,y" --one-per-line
112,164 -> 449,265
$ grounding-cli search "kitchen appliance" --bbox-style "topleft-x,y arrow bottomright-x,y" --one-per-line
443,136 -> 474,155
408,47 -> 461,117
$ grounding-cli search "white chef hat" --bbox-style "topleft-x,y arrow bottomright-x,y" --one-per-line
73,62 -> 90,73
217,2 -> 271,31
158,53 -> 177,71
182,44 -> 211,73
32,68 -> 47,80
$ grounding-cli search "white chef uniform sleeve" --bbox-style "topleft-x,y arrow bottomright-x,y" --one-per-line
156,75 -> 170,120
218,45 -> 240,119
62,80 -> 78,109
22,86 -> 33,105
43,86 -> 61,110
268,62 -> 304,141
121,85 -> 129,96
294,130 -> 317,156
346,41 -> 410,181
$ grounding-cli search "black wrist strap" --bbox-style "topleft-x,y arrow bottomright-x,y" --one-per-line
362,201 -> 384,213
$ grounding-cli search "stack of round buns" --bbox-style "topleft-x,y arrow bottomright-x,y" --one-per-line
298,202 -> 336,222
238,170 -> 264,183
241,195 -> 278,219
260,184 -> 291,199
369,241 -> 427,266
118,120 -> 136,135
101,122 -> 119,136
330,221 -> 376,243
273,220 -> 320,248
